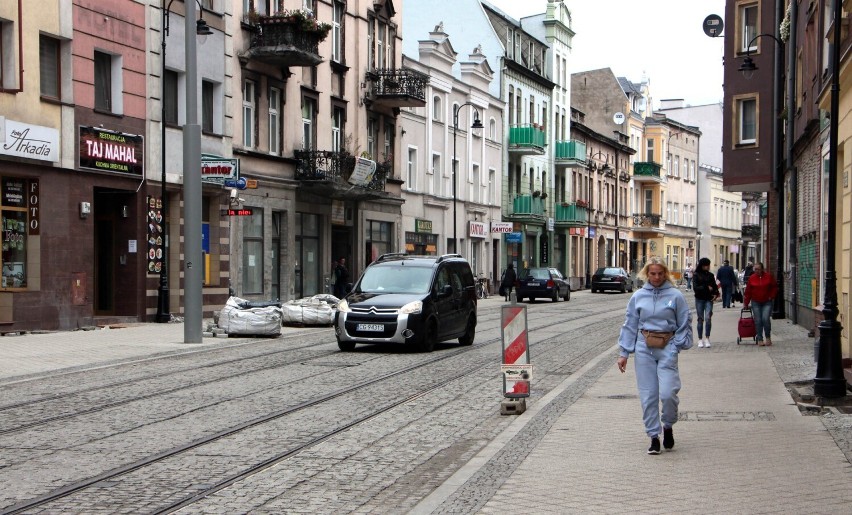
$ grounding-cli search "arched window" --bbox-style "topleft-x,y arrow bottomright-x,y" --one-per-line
432,95 -> 442,122
489,118 -> 496,140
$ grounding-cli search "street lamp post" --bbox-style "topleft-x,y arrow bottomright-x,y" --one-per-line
452,102 -> 483,255
738,31 -> 785,320
696,231 -> 702,260
157,0 -> 212,324
814,0 -> 846,398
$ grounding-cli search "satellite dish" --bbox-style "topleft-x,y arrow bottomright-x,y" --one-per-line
703,14 -> 724,38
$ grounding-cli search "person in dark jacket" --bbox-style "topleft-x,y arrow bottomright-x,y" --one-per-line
334,257 -> 350,299
692,257 -> 720,348
500,263 -> 517,301
716,260 -> 737,308
743,260 -> 755,283
743,262 -> 778,346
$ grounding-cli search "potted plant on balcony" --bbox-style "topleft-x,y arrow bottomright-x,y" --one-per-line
540,192 -> 548,199
259,9 -> 332,41
561,201 -> 570,207
576,199 -> 588,208
532,190 -> 541,198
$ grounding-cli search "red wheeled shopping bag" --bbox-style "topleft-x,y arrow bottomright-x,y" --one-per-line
737,308 -> 756,344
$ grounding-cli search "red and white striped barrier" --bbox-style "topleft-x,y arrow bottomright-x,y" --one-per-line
501,304 -> 531,397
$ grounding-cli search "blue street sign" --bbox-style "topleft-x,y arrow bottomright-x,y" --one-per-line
223,177 -> 247,190
505,232 -> 522,243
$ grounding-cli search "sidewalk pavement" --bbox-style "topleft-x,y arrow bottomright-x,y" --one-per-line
468,305 -> 852,513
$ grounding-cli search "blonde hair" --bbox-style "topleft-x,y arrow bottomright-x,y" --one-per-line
637,256 -> 674,285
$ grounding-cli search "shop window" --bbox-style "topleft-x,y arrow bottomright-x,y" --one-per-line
242,208 -> 264,294
365,220 -> 392,264
2,178 -> 28,289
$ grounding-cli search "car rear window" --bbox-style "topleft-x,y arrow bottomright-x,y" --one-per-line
600,268 -> 622,275
525,268 -> 550,280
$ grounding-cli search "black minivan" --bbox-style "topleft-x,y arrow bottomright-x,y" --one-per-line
334,253 -> 477,352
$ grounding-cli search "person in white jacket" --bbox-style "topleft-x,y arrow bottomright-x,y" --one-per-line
617,256 -> 693,455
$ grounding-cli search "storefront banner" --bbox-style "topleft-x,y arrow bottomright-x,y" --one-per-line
547,217 -> 555,231
79,126 -> 143,175
201,153 -> 239,184
491,221 -> 513,233
505,232 -> 522,243
469,221 -> 487,238
588,227 -> 596,239
0,118 -> 59,163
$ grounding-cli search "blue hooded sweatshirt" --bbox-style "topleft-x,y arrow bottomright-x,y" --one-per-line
618,280 -> 693,357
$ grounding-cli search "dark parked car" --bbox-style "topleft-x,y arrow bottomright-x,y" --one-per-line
591,267 -> 634,293
334,253 -> 477,352
516,267 -> 571,302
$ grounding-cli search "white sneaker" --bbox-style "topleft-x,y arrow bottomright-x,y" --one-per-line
697,339 -> 705,348
704,338 -> 711,348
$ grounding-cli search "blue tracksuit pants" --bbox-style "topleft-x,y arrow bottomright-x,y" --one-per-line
634,340 -> 681,438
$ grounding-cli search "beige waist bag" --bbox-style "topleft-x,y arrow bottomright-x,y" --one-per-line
641,330 -> 674,349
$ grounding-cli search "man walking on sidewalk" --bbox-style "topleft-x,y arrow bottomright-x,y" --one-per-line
717,260 -> 737,308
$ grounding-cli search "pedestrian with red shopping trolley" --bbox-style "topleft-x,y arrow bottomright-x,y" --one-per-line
742,262 -> 778,346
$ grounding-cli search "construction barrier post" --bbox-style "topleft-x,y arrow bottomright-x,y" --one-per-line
500,302 -> 531,415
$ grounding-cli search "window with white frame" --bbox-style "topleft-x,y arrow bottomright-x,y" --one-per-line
268,87 -> 281,154
202,80 -> 214,133
243,80 -> 255,148
39,35 -> 60,100
489,168 -> 496,205
0,20 -> 18,90
673,155 -> 679,177
432,153 -> 441,195
331,106 -> 344,152
690,160 -> 696,181
407,147 -> 417,190
739,3 -> 758,53
666,201 -> 672,223
302,95 -> 317,149
646,139 -> 654,162
432,95 -> 442,122
644,189 -> 653,214
690,205 -> 695,226
489,118 -> 496,140
737,96 -> 757,144
242,207 -> 264,294
94,50 -> 122,114
367,118 -> 376,158
331,1 -> 343,62
384,119 -> 394,162
472,164 -> 480,203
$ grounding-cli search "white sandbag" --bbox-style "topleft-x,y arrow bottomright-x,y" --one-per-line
302,303 -> 335,325
219,302 -> 282,336
281,303 -> 305,324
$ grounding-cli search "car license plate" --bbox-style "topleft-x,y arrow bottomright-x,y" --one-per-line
527,282 -> 540,286
357,323 -> 384,332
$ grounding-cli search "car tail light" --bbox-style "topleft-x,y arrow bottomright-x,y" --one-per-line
615,276 -> 624,282
547,279 -> 555,288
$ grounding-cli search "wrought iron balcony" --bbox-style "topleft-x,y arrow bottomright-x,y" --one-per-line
742,224 -> 761,241
554,202 -> 587,226
633,161 -> 663,182
365,69 -> 428,108
294,150 -> 389,199
244,17 -> 325,68
508,124 -> 546,155
632,212 -> 663,231
508,194 -> 546,220
554,140 -> 586,168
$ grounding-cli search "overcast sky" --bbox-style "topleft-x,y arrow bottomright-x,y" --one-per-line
487,0 -> 726,107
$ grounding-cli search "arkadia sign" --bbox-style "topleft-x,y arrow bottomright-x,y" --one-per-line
79,126 -> 144,176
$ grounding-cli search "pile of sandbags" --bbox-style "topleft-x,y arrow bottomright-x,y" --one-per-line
218,296 -> 283,336
281,294 -> 339,326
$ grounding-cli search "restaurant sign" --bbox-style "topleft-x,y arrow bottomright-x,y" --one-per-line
79,126 -> 143,175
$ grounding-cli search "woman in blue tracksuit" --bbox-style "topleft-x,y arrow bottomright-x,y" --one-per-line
617,257 -> 693,455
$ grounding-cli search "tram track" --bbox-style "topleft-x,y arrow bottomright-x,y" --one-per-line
1,301 -> 624,514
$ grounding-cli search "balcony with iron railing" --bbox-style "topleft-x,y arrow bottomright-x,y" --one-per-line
554,140 -> 586,168
244,15 -> 327,68
742,224 -> 761,241
507,194 -> 546,220
294,150 -> 390,199
632,161 -> 664,182
508,124 -> 546,155
364,68 -> 428,108
554,202 -> 587,226
632,212 -> 665,233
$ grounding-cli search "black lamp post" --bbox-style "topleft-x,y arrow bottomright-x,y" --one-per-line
696,231 -> 702,261
452,102 -> 483,255
738,32 -> 786,320
156,0 -> 212,323
814,0 -> 846,398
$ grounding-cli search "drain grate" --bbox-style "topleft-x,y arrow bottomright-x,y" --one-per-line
678,411 -> 776,422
